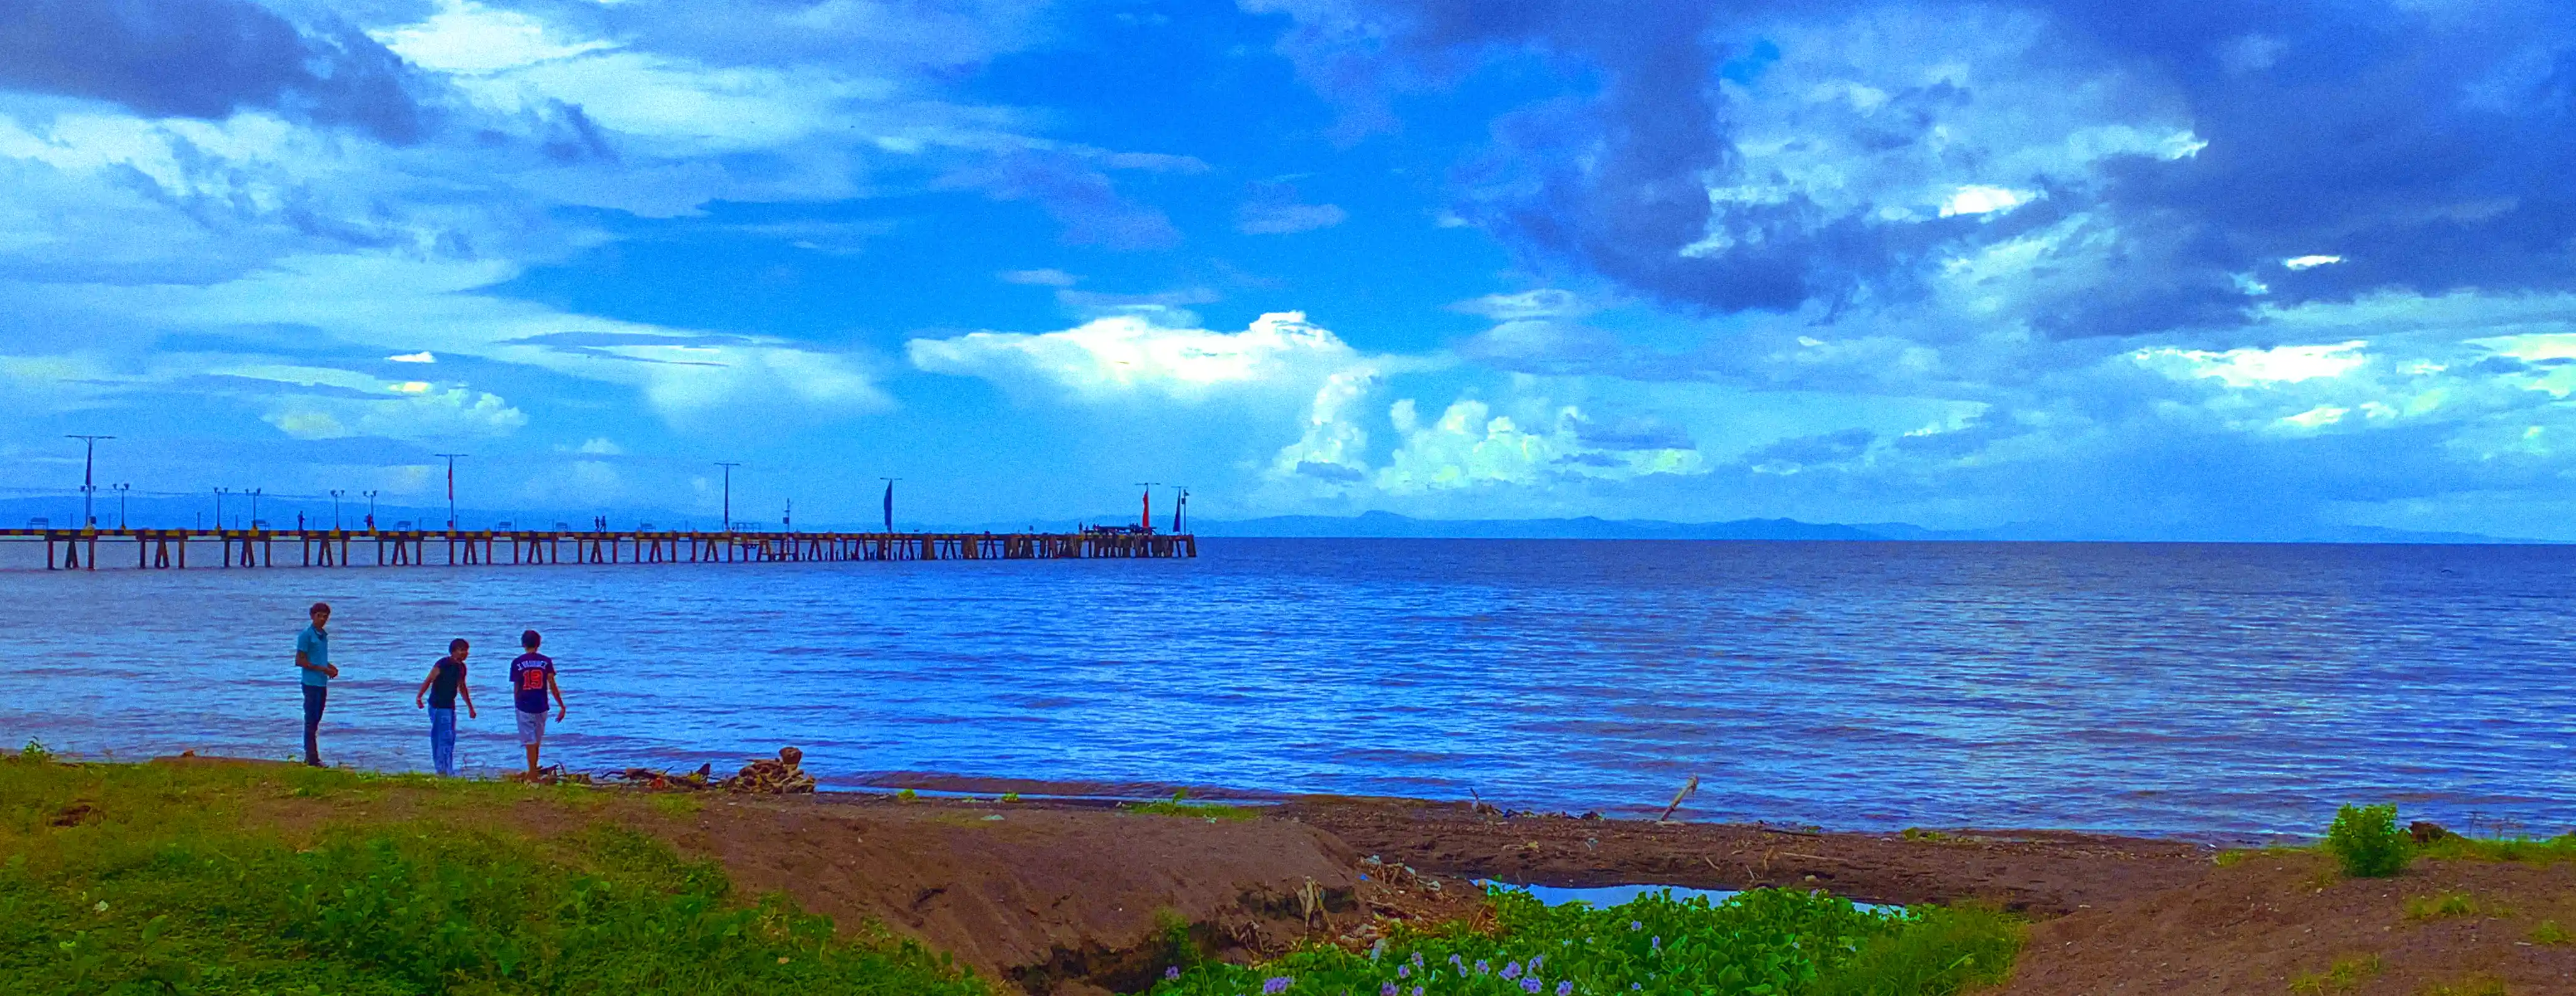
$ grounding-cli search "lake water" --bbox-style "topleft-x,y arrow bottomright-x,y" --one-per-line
4,538 -> 2571,840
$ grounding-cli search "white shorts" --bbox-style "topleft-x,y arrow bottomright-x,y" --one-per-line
515,709 -> 548,746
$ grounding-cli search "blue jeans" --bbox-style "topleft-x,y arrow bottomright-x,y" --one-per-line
428,708 -> 457,776
301,685 -> 328,766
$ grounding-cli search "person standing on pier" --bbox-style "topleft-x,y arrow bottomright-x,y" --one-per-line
294,602 -> 338,766
415,639 -> 477,776
509,630 -> 566,776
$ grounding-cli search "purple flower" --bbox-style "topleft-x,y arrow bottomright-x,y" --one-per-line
1650,937 -> 1661,951
1166,966 -> 1182,980
1529,955 -> 1545,971
1263,978 -> 1294,995
1412,989 -> 1423,996
1523,980 -> 1543,993
1380,985 -> 1396,996
1502,962 -> 1522,981
1475,960 -> 1491,975
1397,965 -> 1410,979
1413,953 -> 1426,968
1557,984 -> 1573,996
1628,921 -> 1642,931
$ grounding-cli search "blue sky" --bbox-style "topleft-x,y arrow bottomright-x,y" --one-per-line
4,0 -> 2576,537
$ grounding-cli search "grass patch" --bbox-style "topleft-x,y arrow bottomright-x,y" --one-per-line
2289,953 -> 2384,994
2416,834 -> 2576,865
1122,791 -> 1259,822
2403,891 -> 2487,921
2214,846 -> 2312,868
2416,975 -> 2509,996
1150,886 -> 2023,996
2530,920 -> 2572,945
0,749 -> 982,995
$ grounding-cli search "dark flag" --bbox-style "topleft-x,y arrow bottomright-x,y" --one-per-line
882,480 -> 894,532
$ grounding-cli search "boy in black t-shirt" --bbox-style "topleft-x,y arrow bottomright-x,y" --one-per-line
414,639 -> 477,776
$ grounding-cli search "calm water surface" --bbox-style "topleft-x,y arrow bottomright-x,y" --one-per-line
4,538 -> 2570,839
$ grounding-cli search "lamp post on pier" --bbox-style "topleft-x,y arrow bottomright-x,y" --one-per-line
114,483 -> 130,529
715,462 -> 740,532
213,488 -> 229,530
247,488 -> 263,530
66,435 -> 113,527
363,490 -> 378,531
330,490 -> 345,530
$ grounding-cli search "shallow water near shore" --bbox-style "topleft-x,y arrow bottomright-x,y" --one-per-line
4,537 -> 2572,839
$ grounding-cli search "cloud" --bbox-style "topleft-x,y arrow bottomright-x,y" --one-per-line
999,268 -> 1079,286
908,311 -> 1372,402
0,0 -> 422,141
2133,340 -> 2371,388
1449,288 -> 1587,320
1237,200 -> 1348,235
1254,0 -> 2576,339
1372,396 -> 1705,494
387,352 -> 436,363
372,0 -> 619,75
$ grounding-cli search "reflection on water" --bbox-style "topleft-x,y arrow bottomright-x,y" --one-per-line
4,538 -> 2572,838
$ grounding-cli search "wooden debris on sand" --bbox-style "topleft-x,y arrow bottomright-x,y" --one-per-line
611,763 -> 716,791
724,746 -> 817,794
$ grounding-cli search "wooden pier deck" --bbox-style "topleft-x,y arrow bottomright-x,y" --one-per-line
1,527 -> 1194,570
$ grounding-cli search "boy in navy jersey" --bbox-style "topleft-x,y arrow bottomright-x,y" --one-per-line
508,629 -> 567,776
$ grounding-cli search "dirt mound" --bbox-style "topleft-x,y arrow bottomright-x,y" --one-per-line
643,795 -> 1447,994
2000,851 -> 2576,995
1279,797 -> 2212,915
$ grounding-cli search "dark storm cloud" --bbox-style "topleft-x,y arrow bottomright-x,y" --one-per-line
0,0 -> 422,142
1256,0 -> 2576,337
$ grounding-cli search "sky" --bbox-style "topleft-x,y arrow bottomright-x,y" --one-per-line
3,0 -> 2575,537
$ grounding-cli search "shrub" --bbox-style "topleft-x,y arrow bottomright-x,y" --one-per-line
1149,885 -> 2023,996
2325,804 -> 2410,878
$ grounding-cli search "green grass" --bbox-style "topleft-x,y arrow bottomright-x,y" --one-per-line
2288,953 -> 2383,994
1121,792 -> 1260,822
2416,975 -> 2509,996
2415,834 -> 2576,865
0,747 -> 984,995
1149,886 -> 2022,996
2529,920 -> 2572,945
2402,891 -> 2487,921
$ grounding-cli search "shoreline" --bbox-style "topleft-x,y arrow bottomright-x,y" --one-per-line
13,751 -> 2576,993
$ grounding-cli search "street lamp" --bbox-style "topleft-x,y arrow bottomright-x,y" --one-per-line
363,490 -> 379,531
66,435 -> 113,527
330,490 -> 344,530
213,487 -> 230,530
715,462 -> 740,531
248,488 -> 263,530
114,483 -> 130,529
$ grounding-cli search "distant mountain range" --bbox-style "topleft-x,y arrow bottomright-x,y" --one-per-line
0,495 -> 2549,544
1191,510 -> 2553,544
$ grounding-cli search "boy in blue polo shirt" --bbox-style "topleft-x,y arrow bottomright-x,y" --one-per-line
294,602 -> 338,766
508,629 -> 567,776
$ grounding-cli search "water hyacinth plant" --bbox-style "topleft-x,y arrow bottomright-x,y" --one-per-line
1150,885 -> 2022,996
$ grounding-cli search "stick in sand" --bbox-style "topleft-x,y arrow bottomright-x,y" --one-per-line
1656,775 -> 1700,824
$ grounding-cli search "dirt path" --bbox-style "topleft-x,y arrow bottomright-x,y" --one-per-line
1999,851 -> 2576,995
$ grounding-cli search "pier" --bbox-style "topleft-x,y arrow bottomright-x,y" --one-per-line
3,527 -> 1195,571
